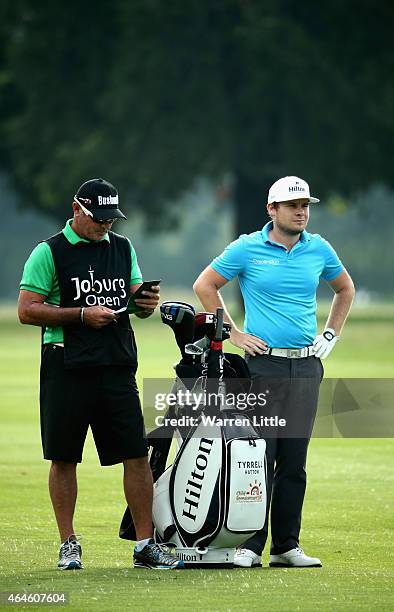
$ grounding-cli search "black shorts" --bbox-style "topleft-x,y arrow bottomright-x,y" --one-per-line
40,344 -> 148,465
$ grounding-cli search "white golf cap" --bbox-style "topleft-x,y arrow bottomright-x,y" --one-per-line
268,176 -> 320,204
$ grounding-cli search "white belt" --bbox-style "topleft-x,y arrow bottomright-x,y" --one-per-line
52,343 -> 64,348
265,346 -> 315,358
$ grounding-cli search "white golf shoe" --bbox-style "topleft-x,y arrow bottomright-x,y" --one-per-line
270,547 -> 322,567
234,548 -> 262,568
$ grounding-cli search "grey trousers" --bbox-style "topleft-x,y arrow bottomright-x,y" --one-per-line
243,353 -> 323,555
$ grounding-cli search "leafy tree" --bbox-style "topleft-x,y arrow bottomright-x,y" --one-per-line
1,0 -> 393,236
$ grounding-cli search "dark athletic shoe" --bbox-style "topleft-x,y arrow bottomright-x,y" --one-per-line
133,540 -> 184,570
58,536 -> 83,570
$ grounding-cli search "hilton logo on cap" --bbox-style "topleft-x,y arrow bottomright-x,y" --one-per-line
98,195 -> 119,206
289,182 -> 306,193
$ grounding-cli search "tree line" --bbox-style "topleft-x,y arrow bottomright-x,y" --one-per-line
0,0 -> 393,236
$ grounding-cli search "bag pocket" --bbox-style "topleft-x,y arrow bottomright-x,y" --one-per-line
225,437 -> 267,532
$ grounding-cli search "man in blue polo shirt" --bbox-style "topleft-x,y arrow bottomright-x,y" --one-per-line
193,175 -> 355,568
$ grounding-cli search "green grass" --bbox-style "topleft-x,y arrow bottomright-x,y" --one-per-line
0,306 -> 393,611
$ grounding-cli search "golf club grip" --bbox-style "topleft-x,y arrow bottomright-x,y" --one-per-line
214,308 -> 224,341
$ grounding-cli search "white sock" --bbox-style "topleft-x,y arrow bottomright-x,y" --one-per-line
134,538 -> 151,552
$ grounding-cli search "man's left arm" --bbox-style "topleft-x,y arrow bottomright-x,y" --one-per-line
325,270 -> 355,335
313,270 -> 355,359
131,284 -> 160,319
128,240 -> 159,318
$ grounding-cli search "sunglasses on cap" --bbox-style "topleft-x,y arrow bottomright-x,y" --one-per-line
74,199 -> 117,224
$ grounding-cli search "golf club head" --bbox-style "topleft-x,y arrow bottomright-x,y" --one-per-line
194,312 -> 216,341
222,322 -> 232,341
194,312 -> 232,341
184,336 -> 212,364
160,301 -> 196,358
185,343 -> 204,356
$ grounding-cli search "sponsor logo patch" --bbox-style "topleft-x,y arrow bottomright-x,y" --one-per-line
252,258 -> 280,265
289,184 -> 306,193
182,438 -> 214,521
71,265 -> 127,307
235,479 -> 263,503
98,194 -> 119,206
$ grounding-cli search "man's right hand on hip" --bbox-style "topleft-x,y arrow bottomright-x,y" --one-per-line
230,328 -> 268,356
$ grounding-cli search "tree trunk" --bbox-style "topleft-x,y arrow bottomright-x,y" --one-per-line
234,171 -> 271,237
232,171 -> 272,312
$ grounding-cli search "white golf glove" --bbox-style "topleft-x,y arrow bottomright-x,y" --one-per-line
313,328 -> 339,359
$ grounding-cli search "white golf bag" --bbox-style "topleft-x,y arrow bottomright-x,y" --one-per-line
152,404 -> 266,566
120,303 -> 267,567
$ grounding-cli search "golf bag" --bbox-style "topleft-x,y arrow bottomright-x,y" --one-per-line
120,302 -> 267,567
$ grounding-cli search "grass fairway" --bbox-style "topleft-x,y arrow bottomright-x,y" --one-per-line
0,305 -> 393,611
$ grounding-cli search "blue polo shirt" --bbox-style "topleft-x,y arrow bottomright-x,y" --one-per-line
211,221 -> 344,348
